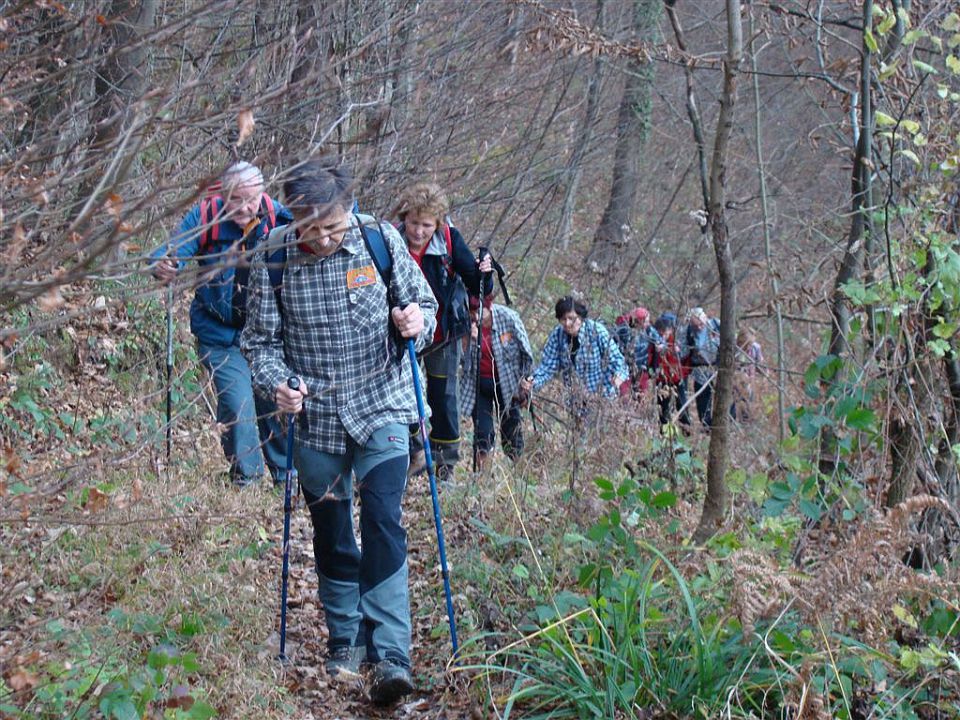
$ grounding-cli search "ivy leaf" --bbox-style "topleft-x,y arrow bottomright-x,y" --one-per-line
902,29 -> 926,46
878,59 -> 900,80
799,499 -> 823,522
928,338 -> 951,357
900,119 -> 920,134
898,149 -> 920,166
876,11 -> 896,36
893,604 -> 918,629
946,55 -> 960,75
932,321 -> 955,339
864,29 -> 879,53
845,408 -> 876,431
874,110 -> 897,127
913,59 -> 938,74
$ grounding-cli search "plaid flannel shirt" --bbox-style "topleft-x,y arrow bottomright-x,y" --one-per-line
241,216 -> 437,454
531,319 -> 627,399
459,304 -> 534,419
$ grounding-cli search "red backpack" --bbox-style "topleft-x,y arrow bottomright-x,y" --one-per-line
197,182 -> 278,254
654,330 -> 687,385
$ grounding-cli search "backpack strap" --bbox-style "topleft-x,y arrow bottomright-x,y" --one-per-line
200,193 -> 280,256
439,224 -> 456,279
264,227 -> 288,315
355,215 -> 405,359
260,194 -> 277,229
355,214 -> 393,288
198,195 -> 223,255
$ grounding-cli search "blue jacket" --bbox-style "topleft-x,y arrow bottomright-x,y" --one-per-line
682,318 -> 721,385
152,198 -> 292,346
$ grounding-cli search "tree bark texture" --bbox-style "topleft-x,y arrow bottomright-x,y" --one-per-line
587,0 -> 660,272
818,0 -> 874,479
73,0 -> 157,225
692,0 -> 743,545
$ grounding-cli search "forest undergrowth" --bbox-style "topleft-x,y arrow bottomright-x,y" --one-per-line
1,287 -> 958,720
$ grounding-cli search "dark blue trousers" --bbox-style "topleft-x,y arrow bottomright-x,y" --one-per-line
296,424 -> 411,667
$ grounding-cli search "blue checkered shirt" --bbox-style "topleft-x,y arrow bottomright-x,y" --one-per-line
241,216 -> 438,454
460,304 -> 534,419
531,319 -> 628,398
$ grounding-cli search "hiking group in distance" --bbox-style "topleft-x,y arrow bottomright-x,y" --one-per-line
150,157 -> 766,705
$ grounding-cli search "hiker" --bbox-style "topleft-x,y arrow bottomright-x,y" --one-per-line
391,182 -> 493,482
630,307 -> 662,397
150,162 -> 291,486
682,307 -> 721,427
519,296 -> 628,413
651,312 -> 691,428
459,294 -> 534,470
612,312 -> 637,398
731,328 -> 764,422
241,158 -> 437,705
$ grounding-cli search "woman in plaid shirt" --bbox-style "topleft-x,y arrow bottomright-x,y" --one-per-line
520,296 -> 628,413
241,159 -> 437,705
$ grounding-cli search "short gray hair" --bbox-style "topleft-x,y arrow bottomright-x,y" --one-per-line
222,161 -> 263,191
688,307 -> 708,324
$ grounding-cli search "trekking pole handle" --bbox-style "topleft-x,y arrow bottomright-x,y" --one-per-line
287,376 -> 300,393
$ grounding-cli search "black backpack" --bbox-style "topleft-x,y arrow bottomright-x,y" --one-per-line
436,224 -> 472,341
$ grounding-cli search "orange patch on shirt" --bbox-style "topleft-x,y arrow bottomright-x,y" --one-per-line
499,331 -> 513,345
347,265 -> 378,289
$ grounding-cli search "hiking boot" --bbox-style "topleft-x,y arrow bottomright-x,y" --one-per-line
231,473 -> 261,489
407,450 -> 426,478
325,645 -> 364,681
368,659 -> 414,705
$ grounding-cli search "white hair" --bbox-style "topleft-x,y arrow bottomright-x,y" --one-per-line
688,307 -> 708,324
222,161 -> 263,191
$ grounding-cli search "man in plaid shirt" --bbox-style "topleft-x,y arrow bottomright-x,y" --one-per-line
241,159 -> 437,705
460,294 -> 534,469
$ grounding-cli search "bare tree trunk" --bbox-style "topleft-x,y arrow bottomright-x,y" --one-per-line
692,0 -> 743,545
72,0 -> 157,224
586,0 -> 661,272
665,2 -> 709,215
819,0 -> 875,479
560,0 -> 606,252
748,3 -> 786,442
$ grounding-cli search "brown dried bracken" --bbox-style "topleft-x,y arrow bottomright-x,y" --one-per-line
731,495 -> 956,644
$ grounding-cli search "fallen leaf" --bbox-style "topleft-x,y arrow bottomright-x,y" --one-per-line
104,193 -> 123,217
37,287 -> 65,313
85,487 -> 109,512
7,668 -> 39,692
4,446 -> 20,475
236,109 -> 255,146
165,685 -> 194,710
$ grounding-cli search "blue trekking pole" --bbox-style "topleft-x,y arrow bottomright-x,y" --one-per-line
278,376 -> 300,663
165,286 -> 173,466
407,339 -> 459,657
